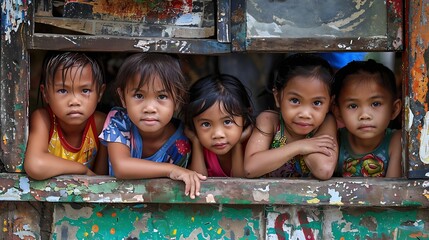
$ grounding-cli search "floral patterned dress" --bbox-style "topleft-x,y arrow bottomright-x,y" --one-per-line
268,115 -> 313,178
99,107 -> 191,176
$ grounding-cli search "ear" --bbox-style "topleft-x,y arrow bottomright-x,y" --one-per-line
40,84 -> 48,103
117,88 -> 126,108
391,99 -> 402,120
97,84 -> 106,102
273,88 -> 281,108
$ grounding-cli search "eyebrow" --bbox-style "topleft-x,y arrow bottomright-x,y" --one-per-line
286,91 -> 328,100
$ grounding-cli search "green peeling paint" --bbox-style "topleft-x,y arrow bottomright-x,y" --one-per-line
52,204 -> 261,239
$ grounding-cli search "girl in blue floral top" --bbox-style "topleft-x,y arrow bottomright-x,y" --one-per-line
99,53 -> 206,199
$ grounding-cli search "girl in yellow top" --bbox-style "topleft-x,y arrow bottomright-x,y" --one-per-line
24,52 -> 108,180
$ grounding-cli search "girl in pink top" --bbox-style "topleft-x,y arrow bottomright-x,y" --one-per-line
184,74 -> 254,177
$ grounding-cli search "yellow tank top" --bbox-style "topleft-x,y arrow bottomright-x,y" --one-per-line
47,107 -> 99,168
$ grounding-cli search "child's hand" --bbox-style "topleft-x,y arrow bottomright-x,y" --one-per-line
169,167 -> 207,199
296,135 -> 336,156
184,127 -> 199,143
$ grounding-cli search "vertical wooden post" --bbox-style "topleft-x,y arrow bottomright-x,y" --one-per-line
0,1 -> 31,172
405,0 -> 429,178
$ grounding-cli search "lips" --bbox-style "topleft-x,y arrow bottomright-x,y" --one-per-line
141,118 -> 159,125
212,142 -> 227,149
358,125 -> 375,130
67,111 -> 83,117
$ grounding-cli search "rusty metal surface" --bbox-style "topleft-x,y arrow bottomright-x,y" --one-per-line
34,0 -> 215,39
405,0 -> 429,178
243,0 -> 401,51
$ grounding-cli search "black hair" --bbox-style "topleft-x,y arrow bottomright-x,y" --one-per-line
272,53 -> 334,95
185,74 -> 254,131
42,51 -> 105,90
333,59 -> 398,103
113,53 -> 188,112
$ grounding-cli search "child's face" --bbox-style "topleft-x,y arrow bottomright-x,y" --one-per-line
274,76 -> 331,138
119,74 -> 176,136
193,101 -> 244,156
335,74 -> 400,140
42,64 -> 104,127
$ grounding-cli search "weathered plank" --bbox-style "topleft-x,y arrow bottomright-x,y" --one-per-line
28,34 -> 231,54
0,0 -> 31,172
405,0 -> 429,178
1,174 -> 428,207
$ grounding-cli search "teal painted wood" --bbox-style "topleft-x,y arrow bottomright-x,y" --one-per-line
51,204 -> 263,239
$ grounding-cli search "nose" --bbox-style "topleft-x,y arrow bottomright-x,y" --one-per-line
143,100 -> 157,113
68,93 -> 81,106
212,126 -> 225,139
298,106 -> 311,119
359,107 -> 372,120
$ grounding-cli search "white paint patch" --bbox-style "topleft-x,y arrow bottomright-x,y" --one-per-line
134,40 -> 155,52
19,176 -> 30,194
205,193 -> 216,203
175,13 -> 202,26
252,185 -> 270,202
422,181 -> 429,187
46,196 -> 60,202
328,188 -> 343,205
0,188 -> 21,200
420,111 -> 429,163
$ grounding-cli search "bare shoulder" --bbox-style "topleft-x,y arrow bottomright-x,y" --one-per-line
94,111 -> 107,134
255,110 -> 279,134
390,129 -> 402,145
29,108 -> 50,128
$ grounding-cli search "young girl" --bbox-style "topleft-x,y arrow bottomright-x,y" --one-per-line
184,74 -> 254,177
332,59 -> 402,177
99,53 -> 206,199
25,52 -> 108,180
244,53 -> 338,180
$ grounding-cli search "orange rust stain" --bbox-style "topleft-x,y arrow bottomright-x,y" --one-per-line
96,212 -> 103,217
111,212 -> 117,217
410,3 -> 429,108
110,228 -> 115,235
92,224 -> 99,233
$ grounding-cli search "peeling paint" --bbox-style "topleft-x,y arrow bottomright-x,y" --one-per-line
1,0 -> 30,43
420,111 -> 429,163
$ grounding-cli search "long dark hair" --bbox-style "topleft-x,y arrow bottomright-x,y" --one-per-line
185,74 -> 254,131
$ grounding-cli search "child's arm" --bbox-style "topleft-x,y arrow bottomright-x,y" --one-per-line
245,111 -> 302,178
302,113 -> 338,180
92,111 -> 108,175
107,142 -> 206,199
386,130 -> 402,177
185,127 -> 208,176
230,126 -> 252,177
24,109 -> 95,180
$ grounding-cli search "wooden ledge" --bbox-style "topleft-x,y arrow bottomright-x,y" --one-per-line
0,173 -> 428,207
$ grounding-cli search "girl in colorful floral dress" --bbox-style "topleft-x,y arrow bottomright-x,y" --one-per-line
100,53 -> 206,199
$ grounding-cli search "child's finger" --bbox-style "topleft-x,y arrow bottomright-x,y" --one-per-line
189,174 -> 196,199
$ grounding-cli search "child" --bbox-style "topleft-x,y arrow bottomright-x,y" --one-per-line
24,52 -> 108,180
184,74 -> 254,177
332,59 -> 402,177
99,53 -> 206,199
244,53 -> 338,180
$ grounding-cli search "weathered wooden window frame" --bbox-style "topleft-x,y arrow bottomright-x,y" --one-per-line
1,0 -> 428,201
